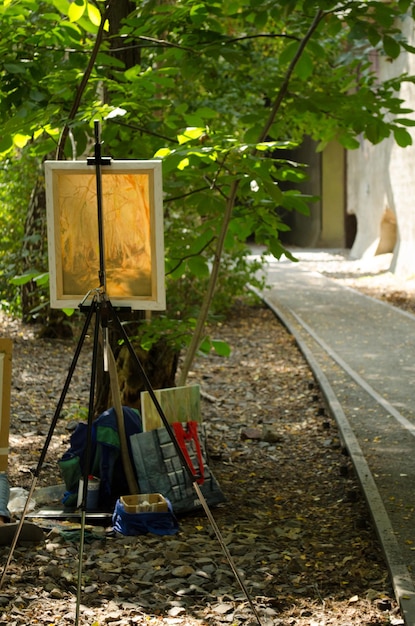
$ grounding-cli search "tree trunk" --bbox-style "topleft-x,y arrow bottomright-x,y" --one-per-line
116,336 -> 178,407
107,0 -> 140,70
21,172 -> 47,323
93,310 -> 179,417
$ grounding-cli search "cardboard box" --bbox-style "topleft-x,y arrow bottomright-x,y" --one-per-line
120,493 -> 168,514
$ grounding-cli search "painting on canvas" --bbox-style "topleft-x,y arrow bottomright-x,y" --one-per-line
45,160 -> 165,310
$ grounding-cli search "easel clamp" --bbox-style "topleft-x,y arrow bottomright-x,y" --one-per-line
86,156 -> 112,166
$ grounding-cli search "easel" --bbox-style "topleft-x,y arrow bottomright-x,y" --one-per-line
0,122 -> 262,626
0,339 -> 12,477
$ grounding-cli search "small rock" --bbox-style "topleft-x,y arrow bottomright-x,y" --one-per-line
240,428 -> 262,441
212,602 -> 234,614
168,606 -> 186,617
262,427 -> 284,443
171,565 -> 195,577
49,588 -> 65,599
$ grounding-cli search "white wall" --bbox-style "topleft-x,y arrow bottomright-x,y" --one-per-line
348,15 -> 415,277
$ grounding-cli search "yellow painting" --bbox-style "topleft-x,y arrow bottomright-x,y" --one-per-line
45,160 -> 165,310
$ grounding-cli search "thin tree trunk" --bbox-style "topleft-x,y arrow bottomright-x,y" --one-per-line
178,10 -> 325,385
178,179 -> 240,386
21,174 -> 47,323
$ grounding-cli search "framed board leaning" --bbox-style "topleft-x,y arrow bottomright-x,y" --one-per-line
141,385 -> 201,432
44,160 -> 165,310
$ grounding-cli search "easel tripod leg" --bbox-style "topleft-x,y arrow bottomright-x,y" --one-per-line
107,302 -> 263,626
0,302 -> 96,590
75,302 -> 101,626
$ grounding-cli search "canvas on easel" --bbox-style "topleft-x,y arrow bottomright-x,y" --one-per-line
45,160 -> 165,310
0,339 -> 12,472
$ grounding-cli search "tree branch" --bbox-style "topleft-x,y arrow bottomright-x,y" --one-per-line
178,9 -> 327,385
136,35 -> 196,53
166,237 -> 216,276
111,119 -> 176,143
178,178 -> 239,386
222,33 -> 300,45
56,1 -> 114,160
164,185 -> 213,203
257,10 -> 326,144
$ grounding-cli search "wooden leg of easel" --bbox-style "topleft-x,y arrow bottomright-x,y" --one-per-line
0,339 -> 12,519
0,339 -> 12,476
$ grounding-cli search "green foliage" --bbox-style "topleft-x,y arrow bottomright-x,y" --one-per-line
0,151 -> 40,313
60,402 -> 89,423
0,0 -> 414,357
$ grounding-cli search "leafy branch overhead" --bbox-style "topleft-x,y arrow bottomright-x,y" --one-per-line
1,0 -> 414,376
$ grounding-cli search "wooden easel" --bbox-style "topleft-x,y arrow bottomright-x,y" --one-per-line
0,339 -> 12,473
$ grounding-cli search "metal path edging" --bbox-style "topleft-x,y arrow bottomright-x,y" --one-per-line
255,288 -> 415,626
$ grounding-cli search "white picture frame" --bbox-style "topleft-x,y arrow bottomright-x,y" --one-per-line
44,160 -> 165,310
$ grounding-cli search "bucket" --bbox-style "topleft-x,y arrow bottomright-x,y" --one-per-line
77,475 -> 100,511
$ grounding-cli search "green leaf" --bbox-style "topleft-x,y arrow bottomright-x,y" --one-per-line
4,63 -> 27,74
281,191 -> 311,215
399,0 -> 411,12
52,0 -> 70,13
177,157 -> 190,170
294,51 -> 314,80
393,127 -> 413,147
262,180 -> 284,203
165,257 -> 186,279
87,2 -> 101,26
177,127 -> 206,144
395,118 -> 415,127
154,147 -> 171,158
365,119 -> 390,144
184,107 -> 217,126
254,10 -> 268,29
187,256 -> 210,278
68,0 -> 85,22
189,3 -> 208,26
229,216 -> 255,241
383,35 -> 401,60
124,65 -> 142,81
269,238 -> 290,260
10,270 -> 40,285
0,135 -> 13,156
191,106 -> 217,119
198,337 -> 231,357
339,135 -> 361,150
255,141 -> 278,152
211,339 -> 231,357
33,272 -> 49,286
198,337 -> 211,354
279,41 -> 298,66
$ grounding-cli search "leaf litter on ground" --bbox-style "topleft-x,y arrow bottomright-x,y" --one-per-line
0,276 -> 410,625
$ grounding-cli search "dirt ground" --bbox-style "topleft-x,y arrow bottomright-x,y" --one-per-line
0,250 -> 412,626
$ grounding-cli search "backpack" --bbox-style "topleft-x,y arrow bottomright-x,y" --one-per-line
58,406 -> 142,511
129,422 -> 226,514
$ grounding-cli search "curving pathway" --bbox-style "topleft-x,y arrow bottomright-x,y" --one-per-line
254,250 -> 415,626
